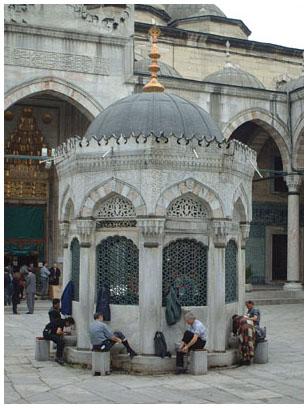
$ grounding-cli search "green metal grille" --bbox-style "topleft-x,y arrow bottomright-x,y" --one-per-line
225,239 -> 238,303
70,238 -> 80,301
163,238 -> 208,306
96,236 -> 139,305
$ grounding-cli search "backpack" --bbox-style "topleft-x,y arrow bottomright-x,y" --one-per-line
165,286 -> 181,326
154,331 -> 171,358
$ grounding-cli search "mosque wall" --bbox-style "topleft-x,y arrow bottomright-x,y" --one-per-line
4,4 -> 304,288
172,20 -> 248,39
134,34 -> 302,89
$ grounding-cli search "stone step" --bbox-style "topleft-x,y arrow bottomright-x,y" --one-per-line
246,289 -> 304,299
248,298 -> 304,305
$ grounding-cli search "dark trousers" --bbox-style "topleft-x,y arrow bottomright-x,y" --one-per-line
12,295 -> 19,314
92,331 -> 134,354
44,334 -> 64,358
176,330 -> 206,368
4,288 -> 11,305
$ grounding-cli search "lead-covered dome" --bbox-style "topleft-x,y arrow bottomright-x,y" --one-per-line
205,63 -> 265,89
85,92 -> 224,143
134,58 -> 182,78
164,4 -> 226,20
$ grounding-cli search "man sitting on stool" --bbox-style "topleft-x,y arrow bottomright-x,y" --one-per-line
245,300 -> 260,326
42,317 -> 75,365
176,311 -> 207,374
89,313 -> 137,359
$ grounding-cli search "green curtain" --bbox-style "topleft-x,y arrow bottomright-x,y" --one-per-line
4,205 -> 45,258
5,206 -> 45,239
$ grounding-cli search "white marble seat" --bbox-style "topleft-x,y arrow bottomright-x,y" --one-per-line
91,351 -> 111,376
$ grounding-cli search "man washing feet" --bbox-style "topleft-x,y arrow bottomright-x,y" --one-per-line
89,312 -> 137,359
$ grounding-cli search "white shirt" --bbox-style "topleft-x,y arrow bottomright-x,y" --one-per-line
188,319 -> 207,341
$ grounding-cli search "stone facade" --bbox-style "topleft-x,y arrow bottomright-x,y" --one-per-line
55,135 -> 255,354
4,5 -> 303,292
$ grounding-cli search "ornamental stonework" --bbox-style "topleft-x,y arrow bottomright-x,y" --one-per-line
94,195 -> 136,219
4,47 -> 110,76
167,195 -> 207,219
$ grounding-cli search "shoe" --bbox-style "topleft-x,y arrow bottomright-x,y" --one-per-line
26,312 -> 33,314
175,367 -> 187,375
129,351 -> 137,360
55,358 -> 64,366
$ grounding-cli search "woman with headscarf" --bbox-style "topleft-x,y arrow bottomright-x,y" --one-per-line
232,314 -> 256,365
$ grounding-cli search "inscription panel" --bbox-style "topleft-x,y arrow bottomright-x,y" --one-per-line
5,47 -> 110,76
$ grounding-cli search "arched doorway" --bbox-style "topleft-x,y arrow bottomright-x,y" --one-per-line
229,120 -> 290,284
4,91 -> 91,271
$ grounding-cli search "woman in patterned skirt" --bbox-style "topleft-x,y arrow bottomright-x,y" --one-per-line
232,314 -> 256,365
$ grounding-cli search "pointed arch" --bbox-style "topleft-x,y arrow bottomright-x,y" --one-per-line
79,177 -> 147,218
223,108 -> 291,171
59,186 -> 76,221
5,76 -> 103,120
155,178 -> 225,219
294,128 -> 304,170
232,184 -> 250,222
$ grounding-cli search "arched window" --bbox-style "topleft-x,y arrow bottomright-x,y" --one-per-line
94,195 -> 136,228
225,240 -> 238,303
167,194 -> 207,219
96,236 -> 139,305
70,238 -> 80,301
163,238 -> 208,306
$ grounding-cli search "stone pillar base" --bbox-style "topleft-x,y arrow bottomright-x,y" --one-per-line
283,281 -> 303,291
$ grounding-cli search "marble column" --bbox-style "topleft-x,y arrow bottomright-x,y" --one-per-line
75,218 -> 96,349
137,218 -> 165,355
208,220 -> 230,352
284,175 -> 303,291
59,221 -> 70,290
239,223 -> 250,314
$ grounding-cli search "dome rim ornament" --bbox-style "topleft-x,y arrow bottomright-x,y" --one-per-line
84,24 -> 225,146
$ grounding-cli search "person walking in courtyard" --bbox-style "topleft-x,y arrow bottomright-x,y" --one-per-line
40,262 -> 50,299
176,311 -> 207,374
25,268 -> 36,314
12,271 -> 21,314
49,298 -> 62,322
42,317 -> 75,365
89,312 -> 137,359
4,267 -> 13,306
232,314 -> 256,365
49,263 -> 61,286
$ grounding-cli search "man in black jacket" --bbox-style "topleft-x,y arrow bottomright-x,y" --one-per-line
12,271 -> 21,314
43,317 -> 75,365
49,298 -> 61,322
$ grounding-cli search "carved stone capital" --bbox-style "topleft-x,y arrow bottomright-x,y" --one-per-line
240,223 -> 251,249
212,220 -> 232,248
284,174 -> 302,193
76,218 -> 95,246
59,221 -> 70,245
137,218 -> 165,242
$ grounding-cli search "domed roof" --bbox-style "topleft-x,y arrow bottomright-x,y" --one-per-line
85,92 -> 224,144
204,63 -> 265,89
164,4 -> 226,20
134,58 -> 182,78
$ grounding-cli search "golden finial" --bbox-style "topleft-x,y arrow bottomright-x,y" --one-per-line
143,25 -> 165,93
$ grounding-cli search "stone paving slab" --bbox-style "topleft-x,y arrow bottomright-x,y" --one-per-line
4,301 -> 304,404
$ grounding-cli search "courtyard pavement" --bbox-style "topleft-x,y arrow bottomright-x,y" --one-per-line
4,301 -> 304,404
